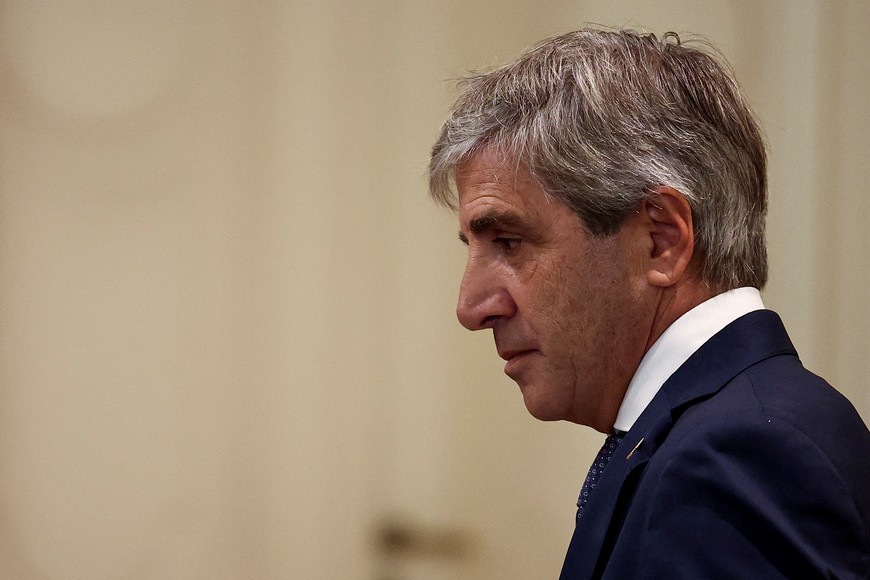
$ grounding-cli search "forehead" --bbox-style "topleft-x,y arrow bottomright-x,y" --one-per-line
454,149 -> 593,245
455,149 -> 547,216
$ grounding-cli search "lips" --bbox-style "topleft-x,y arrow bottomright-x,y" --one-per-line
498,348 -> 536,362
499,348 -> 538,379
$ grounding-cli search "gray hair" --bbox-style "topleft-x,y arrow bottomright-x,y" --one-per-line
429,28 -> 768,290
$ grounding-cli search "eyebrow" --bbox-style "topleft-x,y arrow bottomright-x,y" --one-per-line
458,211 -> 529,244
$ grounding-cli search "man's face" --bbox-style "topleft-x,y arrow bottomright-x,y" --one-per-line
455,150 -> 652,432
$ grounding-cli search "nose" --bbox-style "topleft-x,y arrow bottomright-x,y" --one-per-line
456,258 -> 516,331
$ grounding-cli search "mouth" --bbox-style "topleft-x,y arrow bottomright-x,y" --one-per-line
498,348 -> 536,362
499,349 -> 538,378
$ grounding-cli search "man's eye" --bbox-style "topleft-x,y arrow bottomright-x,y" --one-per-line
495,237 -> 521,252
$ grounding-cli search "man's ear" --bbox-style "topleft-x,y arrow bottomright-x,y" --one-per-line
643,186 -> 694,287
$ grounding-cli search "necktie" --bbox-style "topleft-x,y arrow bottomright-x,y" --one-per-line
576,433 -> 624,521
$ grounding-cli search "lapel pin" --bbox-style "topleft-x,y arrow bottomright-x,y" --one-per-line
626,437 -> 644,460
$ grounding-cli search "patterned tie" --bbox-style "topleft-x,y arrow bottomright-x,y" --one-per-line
576,433 -> 624,521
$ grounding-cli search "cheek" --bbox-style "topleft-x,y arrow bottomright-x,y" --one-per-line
522,260 -> 571,326
529,263 -> 598,349
549,250 -> 633,344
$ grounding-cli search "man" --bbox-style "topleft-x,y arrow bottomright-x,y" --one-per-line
428,29 -> 870,578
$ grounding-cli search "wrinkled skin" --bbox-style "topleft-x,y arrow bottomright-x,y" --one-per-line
455,149 -> 661,432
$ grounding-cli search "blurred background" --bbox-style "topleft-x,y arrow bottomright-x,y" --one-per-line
0,1 -> 867,578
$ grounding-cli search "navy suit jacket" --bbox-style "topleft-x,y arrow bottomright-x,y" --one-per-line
560,310 -> 870,579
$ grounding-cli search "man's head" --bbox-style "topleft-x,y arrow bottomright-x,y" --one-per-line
429,29 -> 768,431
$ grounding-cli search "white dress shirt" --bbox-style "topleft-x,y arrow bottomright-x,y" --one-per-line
612,287 -> 766,433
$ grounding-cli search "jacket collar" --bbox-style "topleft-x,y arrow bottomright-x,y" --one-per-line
560,310 -> 797,579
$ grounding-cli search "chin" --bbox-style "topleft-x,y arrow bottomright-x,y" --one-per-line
526,407 -> 565,422
521,388 -> 570,422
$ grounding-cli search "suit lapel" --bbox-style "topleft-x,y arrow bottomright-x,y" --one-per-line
560,310 -> 797,579
560,393 -> 671,579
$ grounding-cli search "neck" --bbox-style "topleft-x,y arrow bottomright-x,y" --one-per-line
644,279 -> 717,356
581,278 -> 717,434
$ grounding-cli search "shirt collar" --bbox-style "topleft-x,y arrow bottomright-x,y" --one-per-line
613,287 -> 765,433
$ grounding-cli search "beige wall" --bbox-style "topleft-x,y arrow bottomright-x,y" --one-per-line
0,1 -> 867,578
